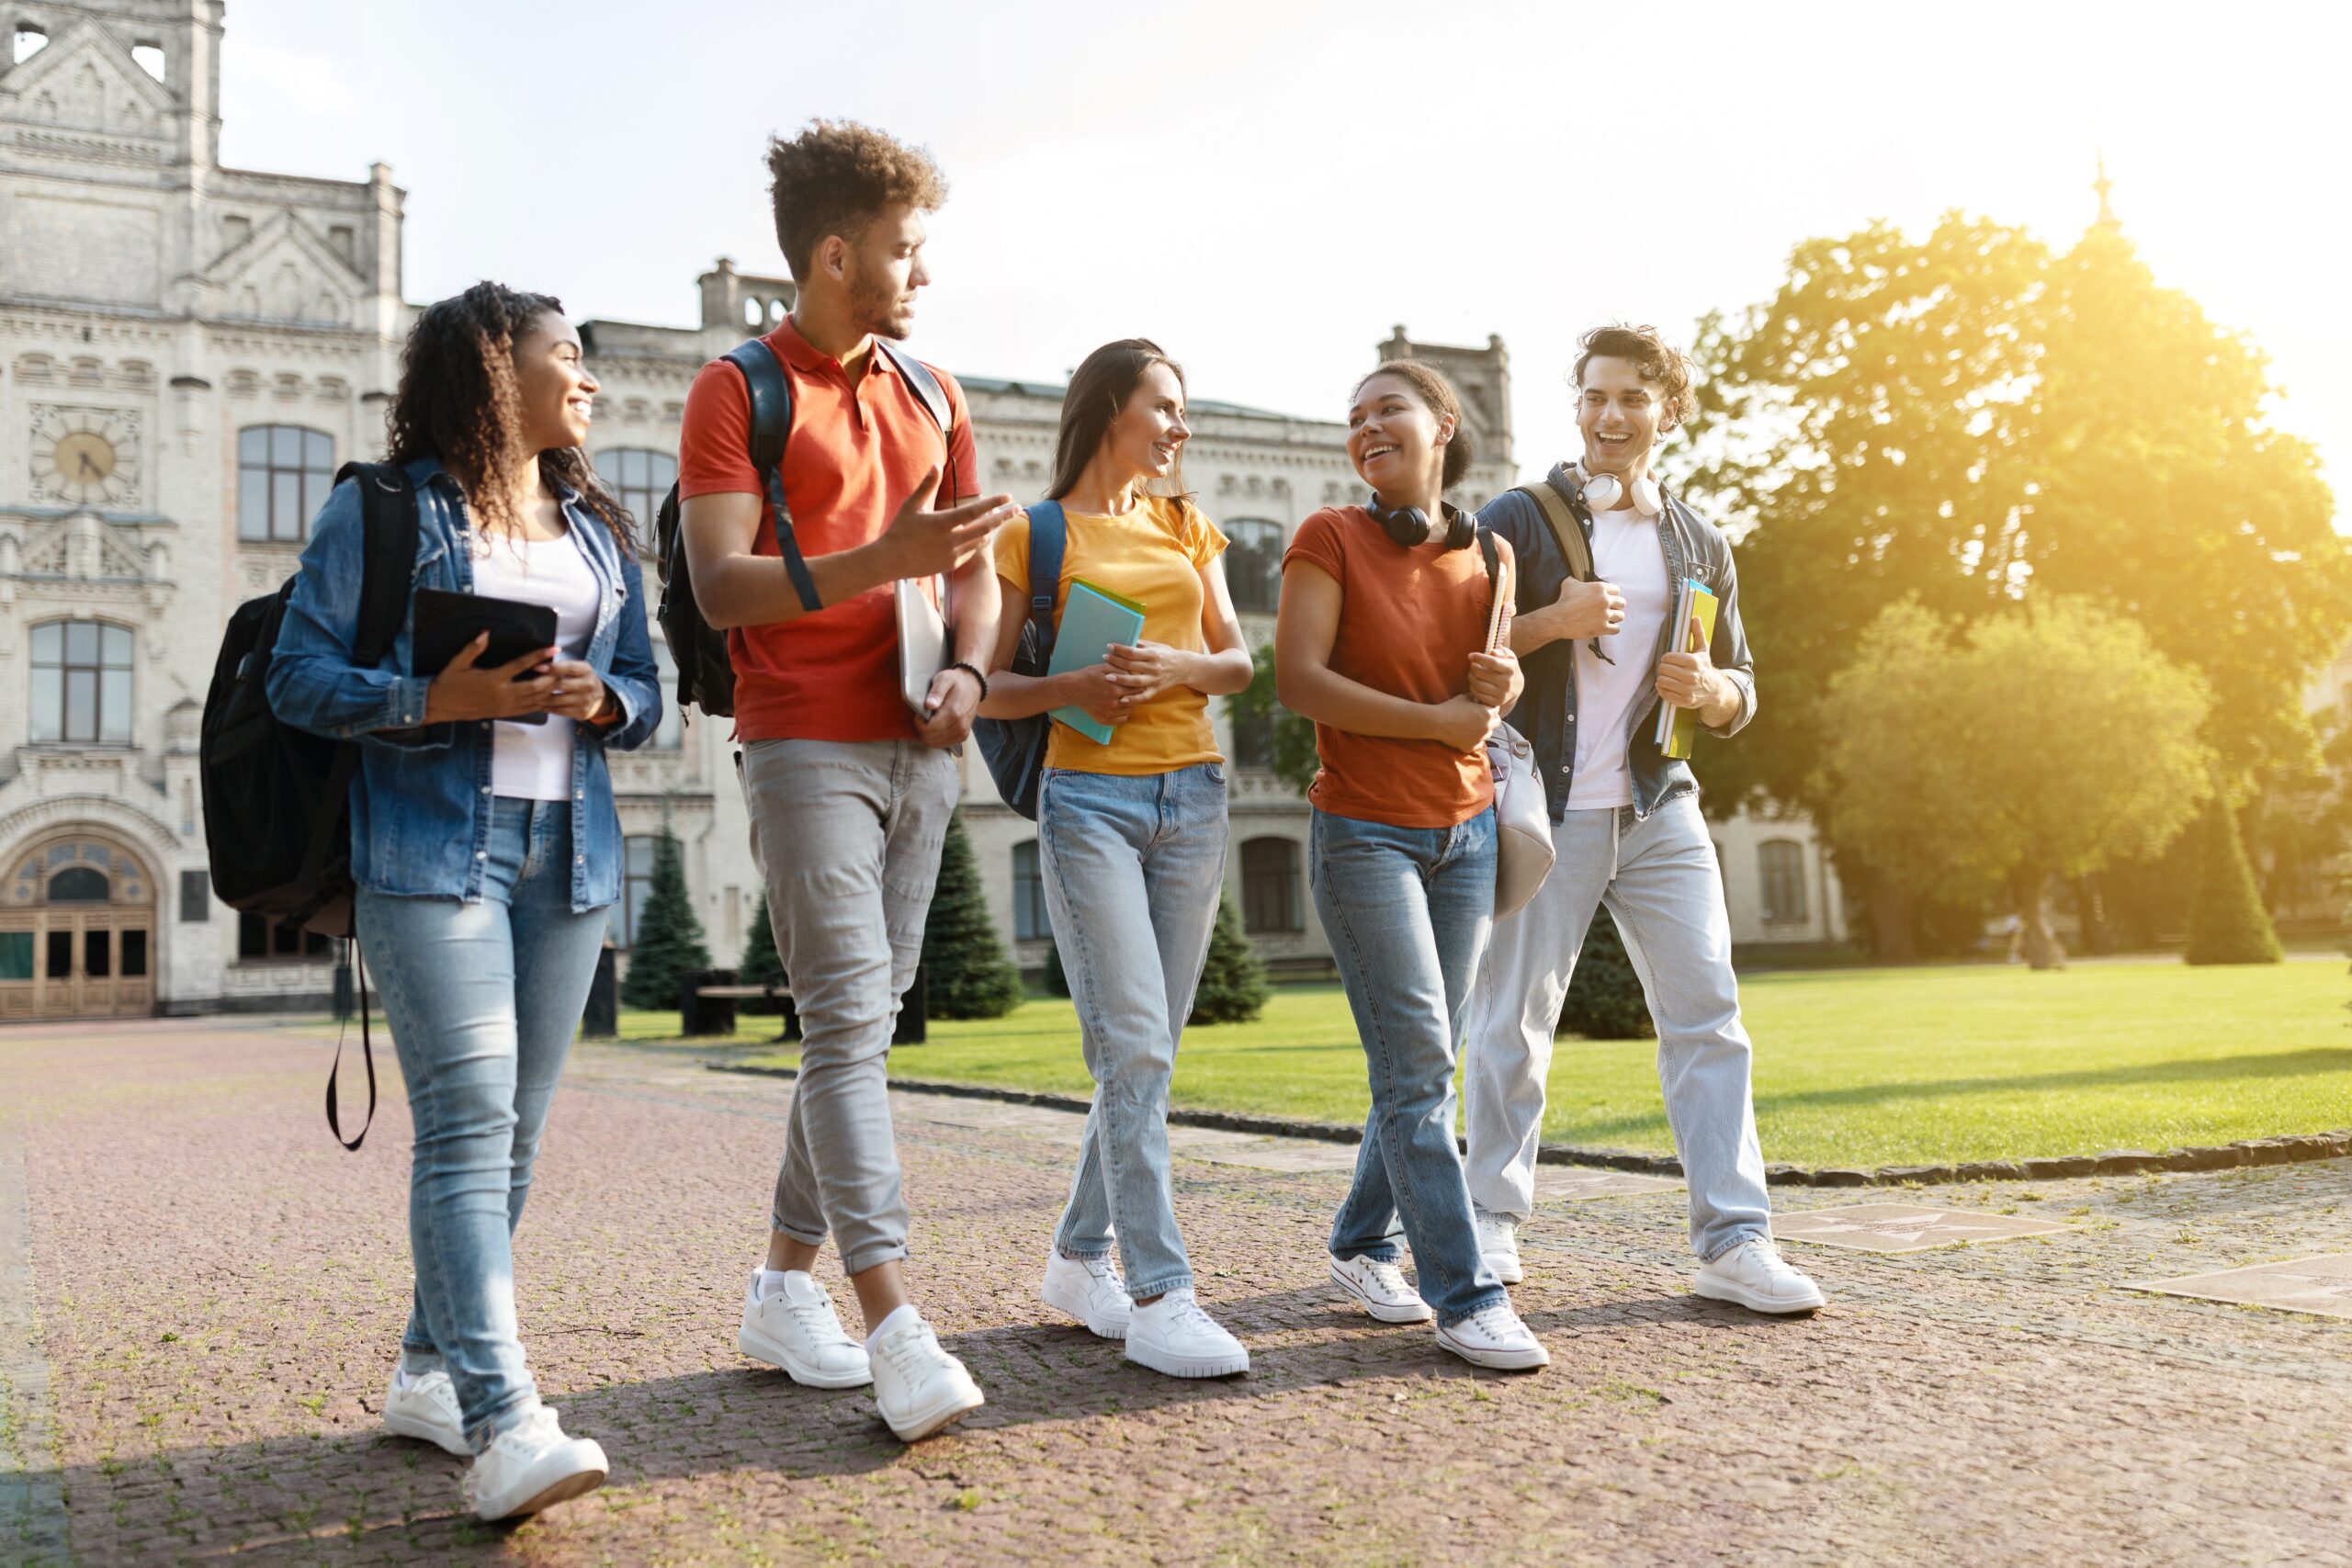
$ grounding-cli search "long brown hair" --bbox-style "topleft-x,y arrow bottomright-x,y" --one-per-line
1046,338 -> 1190,502
385,281 -> 636,553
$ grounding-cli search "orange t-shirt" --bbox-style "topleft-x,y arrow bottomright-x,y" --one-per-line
1282,505 -> 1500,829
677,319 -> 978,741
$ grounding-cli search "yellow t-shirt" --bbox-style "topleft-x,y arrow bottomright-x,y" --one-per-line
994,493 -> 1228,775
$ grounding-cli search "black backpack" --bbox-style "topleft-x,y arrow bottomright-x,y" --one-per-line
652,337 -> 955,717
200,459 -> 418,1148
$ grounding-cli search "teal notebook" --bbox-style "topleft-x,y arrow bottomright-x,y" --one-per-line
1046,578 -> 1148,745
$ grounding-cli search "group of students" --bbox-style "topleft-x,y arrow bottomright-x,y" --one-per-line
266,119 -> 1823,1523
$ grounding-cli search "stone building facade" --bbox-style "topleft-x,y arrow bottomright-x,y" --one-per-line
0,0 -> 1848,1021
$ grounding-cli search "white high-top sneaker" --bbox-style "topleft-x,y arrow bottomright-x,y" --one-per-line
1039,1248 -> 1134,1340
380,1365 -> 468,1456
468,1404 -> 607,1521
738,1269 -> 873,1388
867,1312 -> 986,1443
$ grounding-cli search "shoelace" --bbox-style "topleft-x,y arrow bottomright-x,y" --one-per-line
784,1295 -> 854,1347
1363,1258 -> 1413,1296
1163,1298 -> 1222,1337
877,1324 -> 940,1382
1460,1303 -> 1525,1343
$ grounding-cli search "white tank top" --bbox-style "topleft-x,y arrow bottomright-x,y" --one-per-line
469,528 -> 602,801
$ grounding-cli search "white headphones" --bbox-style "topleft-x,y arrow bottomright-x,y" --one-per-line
1576,460 -> 1661,516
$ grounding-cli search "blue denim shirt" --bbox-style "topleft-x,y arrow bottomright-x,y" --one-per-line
266,456 -> 662,910
1479,463 -> 1757,821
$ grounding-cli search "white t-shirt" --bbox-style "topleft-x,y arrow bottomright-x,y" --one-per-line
1564,502 -> 1670,811
469,528 -> 602,802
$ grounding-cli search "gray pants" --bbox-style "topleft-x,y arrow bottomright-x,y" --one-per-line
741,738 -> 958,1275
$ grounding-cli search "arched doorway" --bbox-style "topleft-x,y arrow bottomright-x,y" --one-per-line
0,829 -> 156,1020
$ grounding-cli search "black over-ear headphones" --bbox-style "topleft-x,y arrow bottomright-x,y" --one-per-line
1366,493 -> 1477,551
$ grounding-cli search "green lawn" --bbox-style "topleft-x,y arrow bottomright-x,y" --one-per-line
649,959 -> 2352,1168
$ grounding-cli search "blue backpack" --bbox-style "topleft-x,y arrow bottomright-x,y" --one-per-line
972,500 -> 1067,818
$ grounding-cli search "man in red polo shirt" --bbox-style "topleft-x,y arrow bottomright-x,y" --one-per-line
678,120 -> 1014,1443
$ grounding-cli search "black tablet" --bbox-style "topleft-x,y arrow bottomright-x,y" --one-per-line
412,587 -> 559,726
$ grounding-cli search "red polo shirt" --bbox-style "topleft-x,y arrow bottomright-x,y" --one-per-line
677,318 -> 978,741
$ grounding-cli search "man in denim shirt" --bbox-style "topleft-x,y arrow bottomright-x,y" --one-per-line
1463,324 -> 1823,1314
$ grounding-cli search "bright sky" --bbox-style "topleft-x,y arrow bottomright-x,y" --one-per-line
220,0 -> 2347,512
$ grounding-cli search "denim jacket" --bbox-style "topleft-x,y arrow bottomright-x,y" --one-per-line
266,456 -> 662,910
1478,462 -> 1757,821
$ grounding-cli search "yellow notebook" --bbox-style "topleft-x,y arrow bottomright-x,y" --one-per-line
1654,578 -> 1720,760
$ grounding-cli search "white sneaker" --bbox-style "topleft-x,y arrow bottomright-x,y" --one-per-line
1434,1301 -> 1550,1371
468,1404 -> 607,1521
380,1365 -> 468,1456
868,1314 -> 986,1443
739,1269 -> 873,1388
1476,1211 -> 1523,1285
1125,1290 -> 1250,1379
1693,1237 -> 1826,1315
1039,1248 -> 1133,1340
1329,1254 -> 1434,1324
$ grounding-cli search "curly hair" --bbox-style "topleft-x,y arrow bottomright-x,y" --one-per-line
1351,359 -> 1476,490
766,119 -> 948,281
1572,323 -> 1697,429
1047,338 -> 1190,502
385,281 -> 636,554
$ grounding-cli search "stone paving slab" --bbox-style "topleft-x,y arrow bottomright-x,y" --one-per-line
1774,1202 -> 2077,1253
2128,1254 -> 2352,1319
5,1021 -> 2351,1566
1178,1136 -> 1363,1173
1532,1169 -> 1686,1202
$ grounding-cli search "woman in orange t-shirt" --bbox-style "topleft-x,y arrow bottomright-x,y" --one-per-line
1275,361 -> 1548,1371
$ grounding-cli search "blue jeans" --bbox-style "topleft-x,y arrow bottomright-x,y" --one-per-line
356,799 -> 610,1452
1464,795 -> 1772,1259
1044,763 -> 1227,1300
1311,806 -> 1508,1327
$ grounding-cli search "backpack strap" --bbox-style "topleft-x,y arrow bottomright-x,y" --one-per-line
1024,501 -> 1066,662
1515,477 -> 1596,583
722,339 -> 820,614
336,460 -> 421,667
876,340 -> 961,497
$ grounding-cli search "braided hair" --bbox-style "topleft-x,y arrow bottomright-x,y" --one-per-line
385,281 -> 637,554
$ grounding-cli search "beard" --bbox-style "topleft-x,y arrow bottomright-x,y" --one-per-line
847,263 -> 915,342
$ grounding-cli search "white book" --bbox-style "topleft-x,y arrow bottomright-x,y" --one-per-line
895,575 -> 948,717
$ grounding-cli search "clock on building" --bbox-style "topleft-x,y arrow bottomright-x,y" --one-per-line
29,406 -> 142,508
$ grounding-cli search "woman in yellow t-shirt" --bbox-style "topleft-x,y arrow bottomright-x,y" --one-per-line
978,339 -> 1253,1379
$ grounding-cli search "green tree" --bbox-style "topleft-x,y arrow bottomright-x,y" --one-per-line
1681,209 -> 2348,953
1190,888 -> 1271,1025
1227,642 -> 1318,796
1819,597 -> 2211,969
1559,909 -> 1653,1041
738,892 -> 787,1015
2184,803 -> 2284,965
920,811 -> 1025,1020
620,828 -> 711,1010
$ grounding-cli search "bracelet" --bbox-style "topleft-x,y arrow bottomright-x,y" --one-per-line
948,660 -> 989,701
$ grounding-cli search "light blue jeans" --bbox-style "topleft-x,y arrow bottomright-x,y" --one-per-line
1312,806 -> 1508,1327
1462,794 -> 1772,1260
1044,762 -> 1227,1301
356,799 -> 610,1452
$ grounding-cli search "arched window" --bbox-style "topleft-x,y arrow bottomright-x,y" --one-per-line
47,867 -> 110,903
1225,519 -> 1283,614
1758,840 -> 1807,924
610,836 -> 658,949
238,426 -> 334,541
1241,837 -> 1303,934
1011,840 -> 1047,942
30,621 -> 133,744
596,448 -> 677,530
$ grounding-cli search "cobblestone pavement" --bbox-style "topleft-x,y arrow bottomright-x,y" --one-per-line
3,1018 -> 2348,1566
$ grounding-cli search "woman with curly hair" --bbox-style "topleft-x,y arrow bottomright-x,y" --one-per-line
267,282 -> 662,1519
